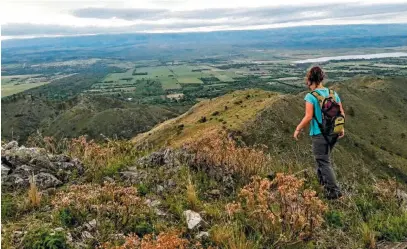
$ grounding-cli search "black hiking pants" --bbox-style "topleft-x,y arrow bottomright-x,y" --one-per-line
312,134 -> 342,199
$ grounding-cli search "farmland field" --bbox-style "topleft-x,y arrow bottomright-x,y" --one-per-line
1,74 -> 50,97
2,82 -> 49,97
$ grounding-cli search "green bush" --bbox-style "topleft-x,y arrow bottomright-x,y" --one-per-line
137,183 -> 149,196
325,210 -> 344,228
22,228 -> 69,249
58,208 -> 78,228
132,221 -> 155,237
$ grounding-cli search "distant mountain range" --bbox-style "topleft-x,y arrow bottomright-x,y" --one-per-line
2,24 -> 407,63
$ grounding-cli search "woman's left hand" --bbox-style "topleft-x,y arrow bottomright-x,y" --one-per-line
293,129 -> 301,140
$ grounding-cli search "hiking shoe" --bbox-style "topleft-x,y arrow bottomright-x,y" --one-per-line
326,191 -> 343,200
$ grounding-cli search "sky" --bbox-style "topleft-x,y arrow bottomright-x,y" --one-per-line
1,0 -> 407,39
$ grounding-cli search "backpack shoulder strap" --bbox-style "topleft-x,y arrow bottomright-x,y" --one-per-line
329,89 -> 336,100
310,91 -> 324,109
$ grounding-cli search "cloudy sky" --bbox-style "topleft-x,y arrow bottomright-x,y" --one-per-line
1,0 -> 407,39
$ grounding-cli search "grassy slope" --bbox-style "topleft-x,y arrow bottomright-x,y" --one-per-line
1,95 -> 180,143
243,76 -> 407,183
1,98 -> 58,143
44,96 -> 178,140
133,89 -> 282,148
134,76 -> 407,183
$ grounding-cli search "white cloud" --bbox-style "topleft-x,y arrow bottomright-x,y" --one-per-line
1,0 -> 407,38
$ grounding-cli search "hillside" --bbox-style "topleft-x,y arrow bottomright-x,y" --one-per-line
2,76 -> 407,249
133,89 -> 282,147
243,76 -> 407,184
1,95 -> 180,143
134,76 -> 407,182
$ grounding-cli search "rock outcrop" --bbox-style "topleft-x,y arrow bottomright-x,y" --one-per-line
1,141 -> 84,190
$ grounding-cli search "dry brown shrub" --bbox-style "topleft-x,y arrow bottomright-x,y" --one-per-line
52,182 -> 148,229
99,230 -> 210,249
226,173 -> 327,244
185,130 -> 270,178
373,179 -> 399,201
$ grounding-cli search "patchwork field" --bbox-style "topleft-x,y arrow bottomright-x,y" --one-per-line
89,64 -> 244,96
1,74 -> 49,97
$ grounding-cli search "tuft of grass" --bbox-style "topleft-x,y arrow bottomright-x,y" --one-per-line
210,225 -> 233,246
370,212 -> 407,241
186,177 -> 201,211
28,175 -> 41,208
1,194 -> 17,221
360,223 -> 376,249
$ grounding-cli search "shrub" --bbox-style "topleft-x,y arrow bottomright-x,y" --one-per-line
66,136 -> 142,181
186,131 -> 270,178
52,182 -> 151,231
325,210 -> 343,228
211,111 -> 220,116
226,174 -> 327,245
58,208 -> 79,228
99,230 -> 199,249
137,183 -> 149,197
132,221 -> 155,237
22,227 -> 68,249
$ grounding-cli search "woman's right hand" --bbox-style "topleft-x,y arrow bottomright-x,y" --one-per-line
338,129 -> 345,139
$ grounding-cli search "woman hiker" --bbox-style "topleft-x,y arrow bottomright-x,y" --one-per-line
293,66 -> 345,200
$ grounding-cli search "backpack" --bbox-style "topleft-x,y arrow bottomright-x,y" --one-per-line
311,89 -> 345,138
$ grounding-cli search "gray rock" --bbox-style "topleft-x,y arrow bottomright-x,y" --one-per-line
120,169 -> 148,184
1,143 -> 84,190
81,231 -> 94,240
13,165 -> 34,175
2,174 -> 28,189
4,141 -> 18,150
183,210 -> 202,229
209,189 -> 221,198
66,232 -> 73,243
397,189 -> 407,211
34,173 -> 62,189
120,171 -> 141,184
103,176 -> 115,183
145,199 -> 161,208
85,219 -> 97,231
156,185 -> 164,194
1,165 -> 11,176
167,179 -> 176,188
155,208 -> 166,216
137,148 -> 181,167
196,231 -> 209,239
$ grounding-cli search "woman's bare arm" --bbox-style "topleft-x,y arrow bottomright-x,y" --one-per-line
293,102 -> 313,140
